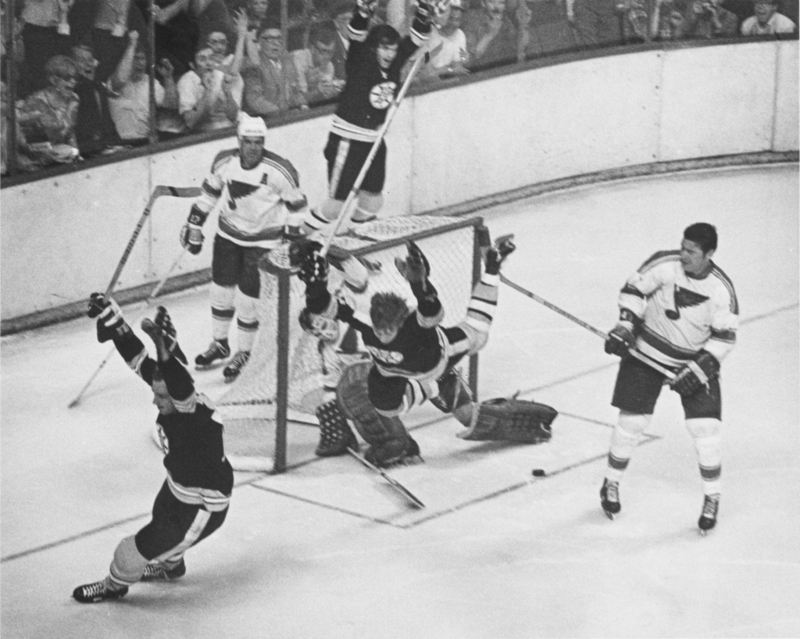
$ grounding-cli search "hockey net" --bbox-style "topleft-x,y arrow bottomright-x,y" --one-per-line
215,215 -> 484,472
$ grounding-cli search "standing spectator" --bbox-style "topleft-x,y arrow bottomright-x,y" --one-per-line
15,54 -> 80,169
681,0 -> 738,38
238,0 -> 271,69
617,0 -> 651,42
180,115 -> 310,382
91,0 -> 149,83
290,21 -> 345,107
418,0 -> 469,80
205,25 -> 246,97
153,0 -> 200,78
18,0 -> 74,96
740,0 -> 796,33
241,23 -> 298,116
71,39 -> 124,158
462,0 -> 520,70
650,0 -> 688,39
178,44 -> 242,132
109,40 -> 179,144
515,0 -> 577,60
566,0 -> 622,47
329,0 -> 354,81
72,301 -> 233,604
600,223 -> 738,534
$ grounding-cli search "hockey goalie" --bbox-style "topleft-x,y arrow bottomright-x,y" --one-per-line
295,231 -> 558,467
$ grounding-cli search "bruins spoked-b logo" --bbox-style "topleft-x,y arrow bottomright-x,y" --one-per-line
369,81 -> 396,110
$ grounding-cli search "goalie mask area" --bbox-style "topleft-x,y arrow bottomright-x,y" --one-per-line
457,397 -> 557,444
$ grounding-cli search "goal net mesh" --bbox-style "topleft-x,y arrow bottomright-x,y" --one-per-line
215,215 -> 483,471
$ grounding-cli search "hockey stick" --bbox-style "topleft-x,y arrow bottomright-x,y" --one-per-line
104,186 -> 201,298
500,275 -> 676,381
68,247 -> 189,408
347,447 -> 426,509
319,52 -> 428,259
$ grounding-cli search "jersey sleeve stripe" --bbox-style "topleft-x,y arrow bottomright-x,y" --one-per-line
711,265 -> 739,314
638,250 -> 680,273
710,328 -> 736,343
640,326 -> 696,361
621,284 -> 645,298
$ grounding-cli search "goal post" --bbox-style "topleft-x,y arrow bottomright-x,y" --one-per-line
215,214 -> 486,473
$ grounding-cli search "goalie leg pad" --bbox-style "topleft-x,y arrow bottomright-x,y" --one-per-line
315,399 -> 357,457
336,361 -> 417,466
457,398 -> 558,444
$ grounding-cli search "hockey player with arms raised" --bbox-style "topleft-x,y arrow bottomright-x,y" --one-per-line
303,0 -> 435,235
601,222 -> 738,534
296,233 -> 557,467
181,114 -> 310,382
73,295 -> 233,603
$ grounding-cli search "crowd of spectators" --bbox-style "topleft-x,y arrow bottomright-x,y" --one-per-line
1,0 -> 797,175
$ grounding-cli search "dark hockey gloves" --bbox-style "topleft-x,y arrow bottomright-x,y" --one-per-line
140,306 -> 188,365
414,0 -> 436,23
485,234 -> 516,275
180,206 -> 206,255
671,350 -> 719,397
604,309 -> 639,357
396,241 -> 430,284
88,293 -> 131,343
298,243 -> 329,286
356,0 -> 377,18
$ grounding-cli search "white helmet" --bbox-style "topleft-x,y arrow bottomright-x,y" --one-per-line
237,114 -> 268,142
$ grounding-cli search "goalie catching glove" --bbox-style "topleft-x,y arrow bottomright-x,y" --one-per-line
297,243 -> 329,287
670,350 -> 719,397
88,293 -> 131,343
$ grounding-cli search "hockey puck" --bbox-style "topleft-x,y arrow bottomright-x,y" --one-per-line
531,469 -> 546,477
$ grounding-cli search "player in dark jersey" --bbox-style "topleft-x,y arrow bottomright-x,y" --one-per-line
304,0 -> 434,235
73,296 -> 233,604
297,234 -> 522,466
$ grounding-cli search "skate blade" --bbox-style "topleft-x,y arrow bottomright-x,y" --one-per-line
603,510 -> 615,521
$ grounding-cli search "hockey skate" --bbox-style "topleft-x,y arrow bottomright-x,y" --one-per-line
195,339 -> 230,369
223,351 -> 250,382
698,493 -> 720,535
141,559 -> 186,582
600,479 -> 621,520
72,579 -> 128,604
365,435 -> 421,468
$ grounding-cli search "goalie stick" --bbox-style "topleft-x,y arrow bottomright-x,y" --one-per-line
347,448 -> 426,509
500,275 -> 676,381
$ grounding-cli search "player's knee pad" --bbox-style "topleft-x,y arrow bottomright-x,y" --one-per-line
618,411 -> 650,437
685,417 -> 721,440
336,361 -> 410,447
609,412 -> 650,458
210,283 -> 236,311
110,535 -> 149,586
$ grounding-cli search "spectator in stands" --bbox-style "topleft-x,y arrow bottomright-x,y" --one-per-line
193,0 -> 236,49
1,80 -> 10,174
109,39 -> 179,145
515,0 -> 577,59
650,0 -> 688,38
71,39 -> 125,157
239,0 -> 271,69
153,0 -> 200,78
207,10 -> 248,77
740,0 -> 796,32
617,0 -> 651,41
90,0 -> 149,83
567,0 -> 622,47
242,23 -> 299,116
329,0 -> 354,81
680,0 -> 738,37
418,0 -> 470,80
15,54 -> 80,170
18,0 -> 74,96
289,21 -> 345,107
463,0 -> 520,69
178,44 -> 242,131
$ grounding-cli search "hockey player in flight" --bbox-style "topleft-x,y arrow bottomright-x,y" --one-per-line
295,232 -> 558,467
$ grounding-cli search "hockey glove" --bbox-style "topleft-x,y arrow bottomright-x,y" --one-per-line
414,0 -> 436,24
396,241 -> 430,284
356,0 -> 376,18
604,309 -> 639,357
485,235 -> 516,275
180,224 -> 204,255
299,247 -> 329,286
153,306 -> 188,365
88,293 -> 131,343
671,350 -> 720,397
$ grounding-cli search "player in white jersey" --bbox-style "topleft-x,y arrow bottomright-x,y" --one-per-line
601,223 -> 739,534
181,114 -> 309,381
